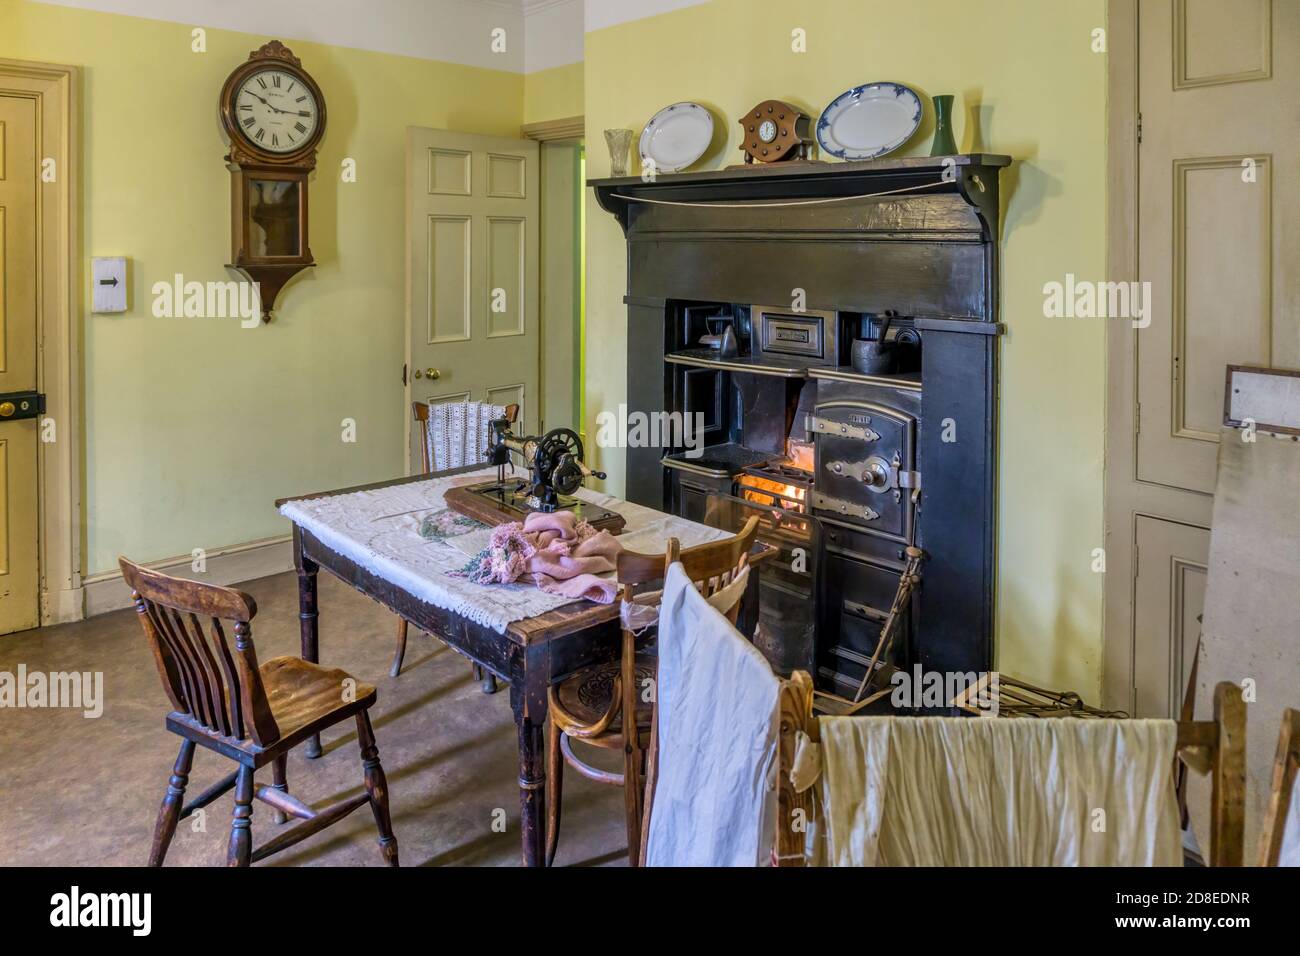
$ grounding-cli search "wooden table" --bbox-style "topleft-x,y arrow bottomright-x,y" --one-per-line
277,470 -> 766,867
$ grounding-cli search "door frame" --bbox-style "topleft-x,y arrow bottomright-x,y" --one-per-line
0,59 -> 82,627
523,116 -> 584,440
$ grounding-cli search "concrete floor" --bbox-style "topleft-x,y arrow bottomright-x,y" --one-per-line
0,570 -> 629,866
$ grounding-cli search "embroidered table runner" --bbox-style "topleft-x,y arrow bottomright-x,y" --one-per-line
278,468 -> 731,634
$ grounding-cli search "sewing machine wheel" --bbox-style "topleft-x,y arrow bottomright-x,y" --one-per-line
537,429 -> 585,495
538,428 -> 583,470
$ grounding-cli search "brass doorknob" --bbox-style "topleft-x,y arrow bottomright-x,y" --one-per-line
0,402 -> 14,418
413,369 -> 423,379
426,368 -> 441,380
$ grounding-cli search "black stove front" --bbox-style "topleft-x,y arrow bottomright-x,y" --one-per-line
660,305 -> 928,691
592,155 -> 1006,688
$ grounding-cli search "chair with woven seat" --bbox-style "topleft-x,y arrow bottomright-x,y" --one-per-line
121,556 -> 399,867
391,400 -> 520,686
544,516 -> 760,867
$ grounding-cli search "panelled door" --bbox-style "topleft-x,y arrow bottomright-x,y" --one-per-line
1137,0 -> 1300,494
1111,0 -> 1299,714
0,93 -> 40,634
406,128 -> 539,467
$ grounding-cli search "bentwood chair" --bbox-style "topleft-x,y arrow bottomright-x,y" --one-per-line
391,400 -> 521,685
121,557 -> 399,867
544,516 -> 760,867
1260,708 -> 1300,866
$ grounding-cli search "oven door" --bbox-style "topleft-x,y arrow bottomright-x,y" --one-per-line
810,399 -> 916,542
698,492 -> 818,678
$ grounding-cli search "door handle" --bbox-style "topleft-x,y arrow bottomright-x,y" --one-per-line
412,368 -> 440,381
0,391 -> 44,421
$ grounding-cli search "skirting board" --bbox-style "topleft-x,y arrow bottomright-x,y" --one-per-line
83,535 -> 294,617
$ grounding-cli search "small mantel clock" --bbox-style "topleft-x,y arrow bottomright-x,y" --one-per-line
737,99 -> 813,164
219,40 -> 326,320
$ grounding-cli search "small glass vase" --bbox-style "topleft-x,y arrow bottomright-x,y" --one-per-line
929,95 -> 958,157
604,128 -> 633,177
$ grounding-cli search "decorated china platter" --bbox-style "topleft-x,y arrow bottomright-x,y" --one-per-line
816,82 -> 922,161
639,102 -> 714,174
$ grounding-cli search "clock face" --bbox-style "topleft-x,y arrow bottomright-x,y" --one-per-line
232,68 -> 319,154
758,119 -> 778,143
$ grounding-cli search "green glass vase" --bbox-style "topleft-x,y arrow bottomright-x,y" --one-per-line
929,95 -> 958,157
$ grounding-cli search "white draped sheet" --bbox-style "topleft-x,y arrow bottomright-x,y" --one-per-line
645,563 -> 780,867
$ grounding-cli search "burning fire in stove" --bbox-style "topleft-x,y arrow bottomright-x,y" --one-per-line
738,439 -> 815,513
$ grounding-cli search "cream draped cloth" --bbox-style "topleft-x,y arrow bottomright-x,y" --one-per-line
816,715 -> 1183,866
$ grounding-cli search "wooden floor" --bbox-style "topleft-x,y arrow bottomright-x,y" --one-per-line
0,570 -> 628,867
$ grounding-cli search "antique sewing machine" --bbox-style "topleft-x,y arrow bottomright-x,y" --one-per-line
444,417 -> 627,533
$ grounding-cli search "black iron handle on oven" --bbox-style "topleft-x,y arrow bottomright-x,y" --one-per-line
825,452 -> 922,494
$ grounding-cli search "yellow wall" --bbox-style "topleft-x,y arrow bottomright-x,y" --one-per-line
583,0 -> 1108,695
1,0 -> 525,575
524,61 -> 583,124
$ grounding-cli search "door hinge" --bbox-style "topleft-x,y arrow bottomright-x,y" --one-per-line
811,491 -> 880,522
1136,111 -> 1143,145
806,414 -> 880,443
1134,543 -> 1140,578
1135,401 -> 1141,436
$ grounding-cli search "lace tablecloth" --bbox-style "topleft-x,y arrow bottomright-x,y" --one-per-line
278,468 -> 731,633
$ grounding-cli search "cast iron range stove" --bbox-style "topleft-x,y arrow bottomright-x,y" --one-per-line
592,155 -> 1009,695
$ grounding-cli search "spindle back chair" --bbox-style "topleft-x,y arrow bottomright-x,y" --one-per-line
122,556 -> 398,867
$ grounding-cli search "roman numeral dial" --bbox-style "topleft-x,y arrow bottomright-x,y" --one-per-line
231,68 -> 320,154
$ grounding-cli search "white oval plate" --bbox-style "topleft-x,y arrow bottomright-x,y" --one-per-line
816,82 -> 922,161
639,102 -> 713,174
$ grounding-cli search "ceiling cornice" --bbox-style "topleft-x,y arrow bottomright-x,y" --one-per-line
29,0 -> 594,71
521,0 -> 578,15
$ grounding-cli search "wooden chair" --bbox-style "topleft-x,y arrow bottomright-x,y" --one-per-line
392,400 -> 520,682
121,556 -> 399,867
1259,708 -> 1300,866
544,516 -> 760,867
773,676 -> 1247,867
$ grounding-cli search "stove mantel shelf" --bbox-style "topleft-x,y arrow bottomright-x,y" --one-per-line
589,152 -> 1011,240
587,153 -> 1010,189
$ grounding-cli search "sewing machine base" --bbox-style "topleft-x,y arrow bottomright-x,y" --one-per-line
445,480 -> 627,535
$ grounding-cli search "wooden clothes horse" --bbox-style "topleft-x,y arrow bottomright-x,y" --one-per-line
1260,708 -> 1300,866
774,674 -> 1247,867
390,400 -> 520,684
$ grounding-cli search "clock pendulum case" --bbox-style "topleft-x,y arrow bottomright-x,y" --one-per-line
218,40 -> 326,320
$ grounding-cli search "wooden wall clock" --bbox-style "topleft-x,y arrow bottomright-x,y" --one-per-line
219,40 -> 326,320
737,100 -> 813,164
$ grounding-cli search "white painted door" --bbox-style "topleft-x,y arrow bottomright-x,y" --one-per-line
406,128 -> 539,466
0,93 -> 40,635
1110,0 -> 1299,714
1137,0 -> 1300,495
